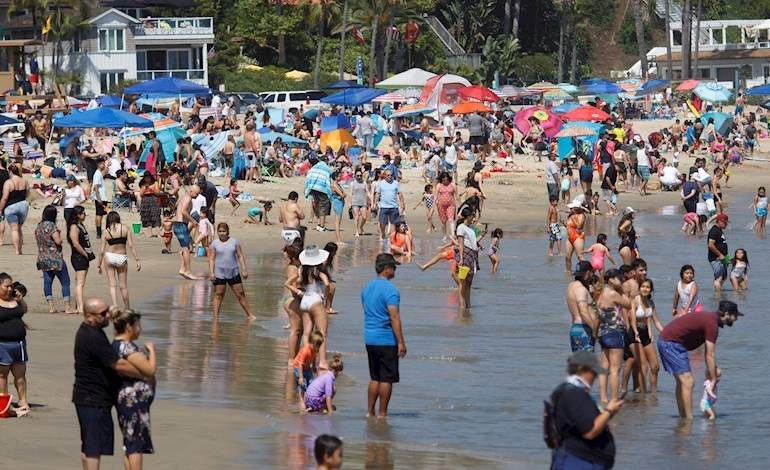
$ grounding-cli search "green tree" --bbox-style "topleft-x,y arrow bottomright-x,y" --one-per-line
476,35 -> 519,85
7,0 -> 49,40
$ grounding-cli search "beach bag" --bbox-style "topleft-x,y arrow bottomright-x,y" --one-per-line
543,383 -> 570,449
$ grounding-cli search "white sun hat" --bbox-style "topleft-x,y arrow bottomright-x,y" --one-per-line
299,245 -> 329,266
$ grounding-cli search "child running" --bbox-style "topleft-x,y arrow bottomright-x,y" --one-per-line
672,264 -> 702,317
304,353 -> 343,414
584,233 -> 616,274
729,248 -> 749,291
228,178 -> 241,215
292,330 -> 324,409
487,228 -> 503,273
413,184 -> 436,233
700,368 -> 721,420
751,186 -> 767,232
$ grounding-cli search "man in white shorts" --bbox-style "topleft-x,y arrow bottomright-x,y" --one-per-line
279,191 -> 305,246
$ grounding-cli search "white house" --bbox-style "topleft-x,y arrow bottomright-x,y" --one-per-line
40,8 -> 214,95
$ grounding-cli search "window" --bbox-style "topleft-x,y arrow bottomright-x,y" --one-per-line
716,67 -> 737,82
168,50 -> 189,70
263,93 -> 276,103
306,91 -> 327,100
137,51 -> 146,71
698,68 -> 711,79
98,29 -> 125,52
289,92 -> 309,101
99,71 -> 125,92
192,47 -> 203,70
671,68 -> 682,80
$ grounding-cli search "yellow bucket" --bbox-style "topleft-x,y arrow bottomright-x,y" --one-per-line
457,266 -> 470,280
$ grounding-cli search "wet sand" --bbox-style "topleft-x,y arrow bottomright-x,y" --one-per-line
3,117 -> 770,467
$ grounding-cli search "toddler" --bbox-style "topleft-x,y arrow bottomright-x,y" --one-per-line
161,209 -> 174,254
413,184 -> 435,233
292,331 -> 324,409
194,207 -> 214,256
304,353 -> 343,414
700,368 -> 721,420
729,248 -> 749,291
487,228 -> 503,273
228,178 -> 241,215
584,233 -> 616,274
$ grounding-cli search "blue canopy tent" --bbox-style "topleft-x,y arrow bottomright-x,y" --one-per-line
552,102 -> 581,114
52,108 -> 154,129
556,121 -> 606,160
123,77 -> 211,97
321,88 -> 386,107
96,95 -> 124,108
0,114 -> 22,134
581,81 -> 623,94
746,83 -> 770,96
137,127 -> 186,166
700,111 -> 734,136
325,80 -> 365,90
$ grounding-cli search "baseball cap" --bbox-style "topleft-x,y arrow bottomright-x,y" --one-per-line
568,351 -> 608,375
375,253 -> 400,272
716,213 -> 729,223
718,300 -> 743,316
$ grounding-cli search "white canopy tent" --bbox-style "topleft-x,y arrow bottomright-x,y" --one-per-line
375,68 -> 437,89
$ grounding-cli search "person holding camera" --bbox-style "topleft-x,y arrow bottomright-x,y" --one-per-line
68,206 -> 95,314
0,272 -> 29,417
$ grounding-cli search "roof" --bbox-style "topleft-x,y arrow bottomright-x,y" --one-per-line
0,39 -> 43,47
375,68 -> 437,89
88,8 -> 140,25
657,48 -> 770,62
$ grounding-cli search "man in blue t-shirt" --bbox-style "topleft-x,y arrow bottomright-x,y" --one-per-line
361,253 -> 406,418
374,170 -> 404,240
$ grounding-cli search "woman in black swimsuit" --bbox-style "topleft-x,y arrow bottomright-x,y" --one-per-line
617,207 -> 638,265
67,206 -> 94,314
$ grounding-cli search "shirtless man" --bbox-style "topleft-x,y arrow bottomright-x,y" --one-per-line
279,191 -> 305,246
30,110 -> 49,151
670,119 -> 683,151
243,123 -> 263,183
567,261 -> 598,352
174,184 -> 200,279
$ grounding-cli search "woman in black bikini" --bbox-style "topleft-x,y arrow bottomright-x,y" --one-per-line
98,212 -> 141,308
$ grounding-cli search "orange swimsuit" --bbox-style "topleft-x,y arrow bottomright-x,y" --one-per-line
567,217 -> 584,244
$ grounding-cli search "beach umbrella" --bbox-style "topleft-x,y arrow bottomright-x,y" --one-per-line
514,106 -> 563,138
581,81 -> 623,95
52,107 -> 153,129
320,129 -> 356,152
638,79 -> 670,95
451,101 -> 493,114
618,79 -> 641,93
554,126 -> 599,138
457,85 -> 500,102
746,83 -> 770,96
556,120 -> 606,160
259,130 -> 308,147
390,105 -> 435,118
324,79 -> 364,90
676,79 -> 700,91
693,82 -> 731,102
700,111 -> 734,136
552,102 -> 581,114
124,76 -> 211,97
556,83 -> 579,94
527,81 -> 559,91
561,105 -> 610,122
320,114 -> 352,133
543,89 -> 574,101
495,85 -> 542,98
303,108 -> 320,120
121,112 -> 182,137
321,88 -> 386,106
372,92 -> 409,104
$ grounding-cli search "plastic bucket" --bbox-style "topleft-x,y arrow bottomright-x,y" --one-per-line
197,246 -> 207,257
132,223 -> 141,234
0,394 -> 12,418
457,266 -> 470,280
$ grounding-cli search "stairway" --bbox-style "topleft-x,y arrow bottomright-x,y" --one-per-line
424,15 -> 465,55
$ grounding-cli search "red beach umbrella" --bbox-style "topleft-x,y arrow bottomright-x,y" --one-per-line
457,85 -> 500,102
561,105 -> 610,122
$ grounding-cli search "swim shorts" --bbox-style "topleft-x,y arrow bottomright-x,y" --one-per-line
311,190 -> 331,217
0,340 -> 27,365
570,324 -> 595,352
549,223 -> 562,242
281,228 -> 302,246
710,259 -> 728,281
76,405 -> 114,457
212,274 -> 242,286
172,222 -> 191,249
598,329 -> 625,350
378,207 -> 400,226
366,345 -> 399,383
657,339 -> 690,375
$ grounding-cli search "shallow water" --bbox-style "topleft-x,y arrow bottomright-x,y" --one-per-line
140,193 -> 770,469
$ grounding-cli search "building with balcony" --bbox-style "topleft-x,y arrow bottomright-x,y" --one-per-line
36,8 -> 213,95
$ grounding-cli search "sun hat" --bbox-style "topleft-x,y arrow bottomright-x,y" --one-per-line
567,200 -> 585,210
568,351 -> 608,375
299,245 -> 329,266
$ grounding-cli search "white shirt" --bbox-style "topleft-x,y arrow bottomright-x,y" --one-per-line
92,171 -> 106,201
442,115 -> 454,138
211,94 -> 221,109
636,147 -> 650,167
63,185 -> 85,209
358,115 -> 374,135
444,145 -> 457,165
660,166 -> 679,186
191,194 -> 207,215
545,160 -> 560,185
456,223 -> 477,250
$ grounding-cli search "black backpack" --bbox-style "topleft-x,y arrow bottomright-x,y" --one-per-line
543,383 -> 571,449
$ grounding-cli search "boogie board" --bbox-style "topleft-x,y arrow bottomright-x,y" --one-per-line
687,99 -> 701,118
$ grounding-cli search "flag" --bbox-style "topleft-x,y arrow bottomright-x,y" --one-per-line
404,21 -> 420,45
207,45 -> 216,60
387,25 -> 400,42
351,26 -> 365,45
41,16 -> 52,36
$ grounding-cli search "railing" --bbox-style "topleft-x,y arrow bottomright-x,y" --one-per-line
669,41 -> 770,51
425,15 -> 465,55
137,69 -> 205,81
133,17 -> 213,36
448,53 -> 482,70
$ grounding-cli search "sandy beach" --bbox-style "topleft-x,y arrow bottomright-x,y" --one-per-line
2,117 -> 770,468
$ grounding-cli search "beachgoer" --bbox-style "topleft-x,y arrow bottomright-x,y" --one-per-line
314,434 -> 343,470
707,213 -> 730,293
330,171 -> 346,244
617,207 -> 637,265
596,269 -> 632,404
634,136 -> 650,196
73,297 -> 142,470
0,272 -> 29,416
138,173 -> 162,238
584,233 -> 615,274
362,253 -> 406,418
578,154 -> 594,195
456,206 -> 482,309
173,184 -> 200,279
545,153 -> 560,201
92,157 -> 108,239
566,261 -> 598,352
208,223 -> 255,320
322,242 -> 338,315
729,248 -> 749,291
435,172 -> 456,241
549,351 -> 622,470
564,200 -> 586,271
350,170 -> 370,237
657,300 -> 742,418
298,245 -> 332,369
62,175 -> 85,226
547,197 -> 562,256
292,330 -> 324,407
0,163 -> 29,254
283,244 -> 304,361
672,264 -> 702,317
487,227 -> 503,273
228,178 -> 241,216
751,186 -> 767,232
35,205 -> 75,313
701,368 -> 721,420
304,353 -> 343,413
280,191 -> 306,246
600,162 -> 618,216
68,206 -> 95,314
413,184 -> 436,233
389,221 -> 411,258
109,307 -> 157,470
374,169 -> 404,241
98,212 -> 141,308
629,279 -> 664,393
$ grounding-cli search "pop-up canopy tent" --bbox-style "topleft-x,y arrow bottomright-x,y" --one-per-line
700,111 -> 734,136
375,68 -> 437,89
415,73 -> 471,119
320,88 -> 386,107
96,95 -> 124,108
556,121 -> 606,160
123,76 -> 211,97
52,108 -> 154,129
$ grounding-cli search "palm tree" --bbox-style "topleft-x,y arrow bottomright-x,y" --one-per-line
338,0 -> 349,79
664,0 -> 673,79
693,0 -> 702,77
511,0 -> 520,39
681,0 -> 692,79
633,0 -> 648,79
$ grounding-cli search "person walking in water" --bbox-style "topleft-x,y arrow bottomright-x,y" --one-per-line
566,261 -> 597,352
657,300 -> 742,418
707,213 -> 730,293
596,269 -> 632,405
173,184 -> 200,279
362,253 -> 406,419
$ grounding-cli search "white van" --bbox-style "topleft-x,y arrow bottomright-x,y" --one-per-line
259,90 -> 327,112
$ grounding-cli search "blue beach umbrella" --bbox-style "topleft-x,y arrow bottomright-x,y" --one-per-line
552,102 -> 581,114
556,83 -> 579,94
746,83 -> 770,96
700,111 -> 733,136
638,79 -> 670,95
52,108 -> 153,129
582,81 -> 623,95
693,82 -> 731,103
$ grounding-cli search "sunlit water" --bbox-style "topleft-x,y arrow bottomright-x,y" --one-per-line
139,192 -> 770,468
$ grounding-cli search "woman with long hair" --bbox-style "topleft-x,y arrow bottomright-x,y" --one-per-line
329,171 -> 346,245
617,207 -> 638,266
208,223 -> 255,320
456,206 -> 483,308
98,211 -> 141,308
67,206 -> 94,314
0,163 -> 29,255
0,272 -> 30,416
283,243 -> 303,362
565,201 -> 587,272
434,172 -> 457,241
297,245 -> 331,369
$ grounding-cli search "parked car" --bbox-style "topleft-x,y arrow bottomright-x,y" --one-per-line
259,90 -> 327,113
226,92 -> 260,113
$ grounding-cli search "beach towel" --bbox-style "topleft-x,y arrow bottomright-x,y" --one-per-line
304,161 -> 333,198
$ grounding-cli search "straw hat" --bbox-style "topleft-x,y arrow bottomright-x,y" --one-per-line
567,199 -> 586,211
299,245 -> 329,266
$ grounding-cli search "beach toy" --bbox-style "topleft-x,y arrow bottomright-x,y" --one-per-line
0,394 -> 12,418
132,222 -> 141,234
197,246 -> 207,257
457,266 -> 470,280
722,255 -> 732,266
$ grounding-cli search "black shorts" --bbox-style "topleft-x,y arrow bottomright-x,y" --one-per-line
95,200 -> 108,216
76,405 -> 114,457
71,254 -> 91,272
469,135 -> 485,146
85,159 -> 98,181
212,274 -> 242,286
366,345 -> 399,383
623,329 -> 639,361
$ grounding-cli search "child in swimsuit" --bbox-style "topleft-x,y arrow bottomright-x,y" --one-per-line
700,368 -> 721,420
413,184 -> 436,233
546,198 -> 562,256
304,353 -> 343,413
487,228 -> 503,273
584,233 -> 616,274
752,186 -> 767,230
682,212 -> 698,235
729,248 -> 749,291
161,209 -> 173,254
672,264 -> 702,317
292,330 -> 324,409
228,178 -> 241,216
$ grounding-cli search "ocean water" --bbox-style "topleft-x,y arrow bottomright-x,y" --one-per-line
140,193 -> 770,469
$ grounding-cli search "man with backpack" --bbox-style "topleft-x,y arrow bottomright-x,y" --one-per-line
546,351 -> 624,469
